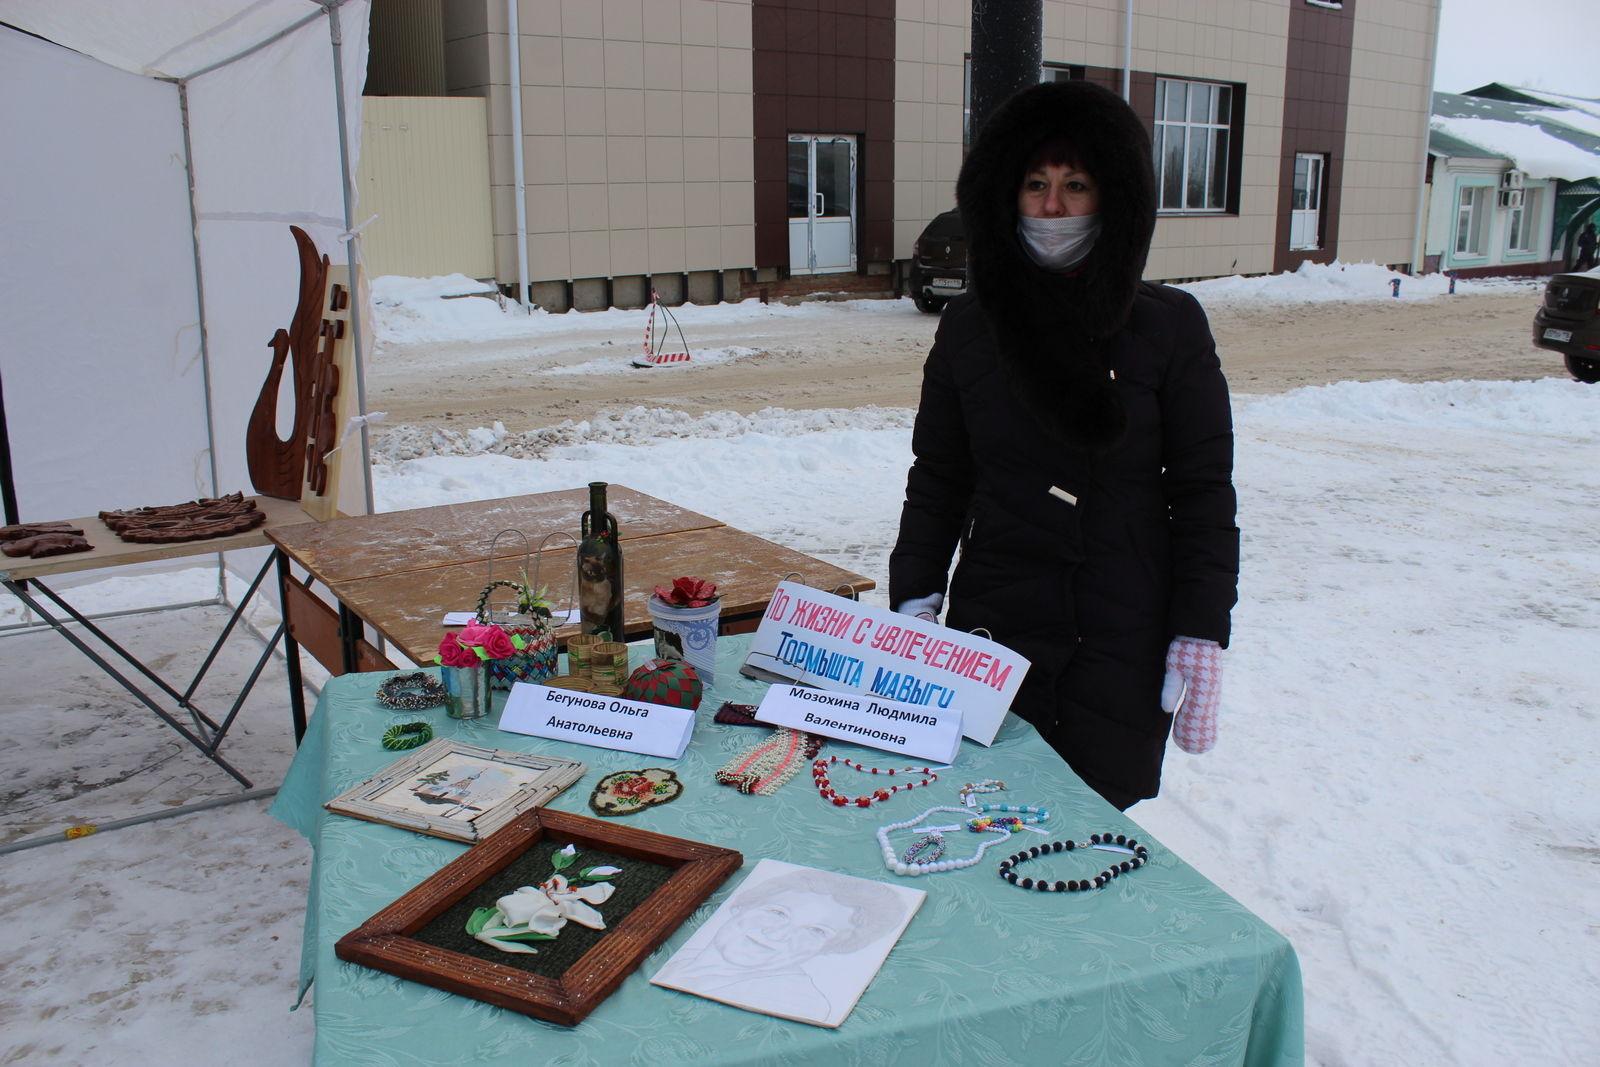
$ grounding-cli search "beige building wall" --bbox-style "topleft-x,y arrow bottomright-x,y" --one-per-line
357,96 -> 495,280
1341,0 -> 1440,266
892,0 -> 1292,281
1117,0 -> 1287,280
465,0 -> 755,295
891,0 -> 1435,283
892,0 -> 967,255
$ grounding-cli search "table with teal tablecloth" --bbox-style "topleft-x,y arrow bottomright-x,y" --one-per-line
271,637 -> 1303,1066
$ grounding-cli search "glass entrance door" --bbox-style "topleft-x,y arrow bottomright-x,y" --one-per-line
787,134 -> 856,275
1290,153 -> 1324,251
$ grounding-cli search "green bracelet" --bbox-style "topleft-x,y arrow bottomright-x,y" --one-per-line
381,721 -> 433,750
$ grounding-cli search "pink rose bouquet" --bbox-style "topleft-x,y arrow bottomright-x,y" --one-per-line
436,621 -> 527,667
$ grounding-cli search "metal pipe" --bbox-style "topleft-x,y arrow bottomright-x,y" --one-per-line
969,0 -> 1042,141
1123,0 -> 1133,101
0,789 -> 279,856
507,0 -> 531,309
323,0 -> 378,520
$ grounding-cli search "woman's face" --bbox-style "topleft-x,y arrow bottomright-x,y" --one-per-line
1017,162 -> 1099,218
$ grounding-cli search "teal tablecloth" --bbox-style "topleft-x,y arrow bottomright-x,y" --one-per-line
271,638 -> 1303,1065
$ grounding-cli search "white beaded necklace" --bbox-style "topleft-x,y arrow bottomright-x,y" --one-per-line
877,804 -> 1022,877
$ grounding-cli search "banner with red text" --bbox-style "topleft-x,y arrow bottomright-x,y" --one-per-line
739,580 -> 1029,746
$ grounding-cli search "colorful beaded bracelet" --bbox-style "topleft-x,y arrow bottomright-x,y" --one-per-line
966,803 -> 1049,832
997,833 -> 1150,893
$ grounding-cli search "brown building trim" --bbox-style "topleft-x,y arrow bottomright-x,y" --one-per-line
1275,0 -> 1356,273
751,0 -> 896,273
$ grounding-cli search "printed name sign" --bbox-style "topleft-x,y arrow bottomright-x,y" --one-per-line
755,685 -> 962,764
740,581 -> 1029,746
498,684 -> 695,759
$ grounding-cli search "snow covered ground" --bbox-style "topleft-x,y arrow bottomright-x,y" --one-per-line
2,263 -> 1596,1065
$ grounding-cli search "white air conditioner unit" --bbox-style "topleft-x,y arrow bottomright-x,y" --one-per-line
1500,170 -> 1526,189
1498,188 -> 1525,209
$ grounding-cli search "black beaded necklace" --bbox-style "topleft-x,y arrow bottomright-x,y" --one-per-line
997,833 -> 1150,893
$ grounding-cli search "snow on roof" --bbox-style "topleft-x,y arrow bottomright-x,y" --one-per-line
1431,90 -> 1600,181
1430,115 -> 1600,180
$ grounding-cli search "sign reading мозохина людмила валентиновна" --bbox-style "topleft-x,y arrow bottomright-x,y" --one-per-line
740,581 -> 1029,747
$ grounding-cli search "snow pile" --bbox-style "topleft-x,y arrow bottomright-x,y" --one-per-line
1178,259 -> 1538,305
370,405 -> 917,464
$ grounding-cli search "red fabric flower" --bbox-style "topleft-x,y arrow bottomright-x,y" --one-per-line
471,623 -> 518,661
436,633 -> 479,668
652,576 -> 719,608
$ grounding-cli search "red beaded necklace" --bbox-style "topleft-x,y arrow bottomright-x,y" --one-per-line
812,755 -> 939,808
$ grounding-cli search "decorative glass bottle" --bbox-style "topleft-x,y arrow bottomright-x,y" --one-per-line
576,481 -> 625,640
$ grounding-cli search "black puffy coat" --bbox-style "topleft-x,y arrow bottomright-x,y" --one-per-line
889,82 -> 1238,806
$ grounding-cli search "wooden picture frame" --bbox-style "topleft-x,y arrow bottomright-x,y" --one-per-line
335,808 -> 742,1026
323,738 -> 586,842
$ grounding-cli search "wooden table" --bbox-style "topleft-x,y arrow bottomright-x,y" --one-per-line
2,494 -> 316,787
266,486 -> 873,736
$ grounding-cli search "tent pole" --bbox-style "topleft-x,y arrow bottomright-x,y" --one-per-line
178,79 -> 223,504
177,78 -> 229,603
323,0 -> 377,519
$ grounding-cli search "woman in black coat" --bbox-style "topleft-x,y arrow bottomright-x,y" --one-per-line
889,81 -> 1239,810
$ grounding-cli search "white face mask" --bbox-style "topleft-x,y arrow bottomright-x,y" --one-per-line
1017,213 -> 1101,271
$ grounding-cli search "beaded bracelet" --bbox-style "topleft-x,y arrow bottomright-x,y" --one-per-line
877,804 -> 1018,877
966,803 -> 1048,832
997,833 -> 1150,893
958,779 -> 1006,804
813,755 -> 939,808
381,721 -> 434,750
375,672 -> 446,711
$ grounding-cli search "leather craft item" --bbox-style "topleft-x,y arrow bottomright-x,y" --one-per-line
99,492 -> 264,544
1,531 -> 93,558
0,521 -> 84,541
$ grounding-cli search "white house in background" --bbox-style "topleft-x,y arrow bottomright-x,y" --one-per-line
1424,86 -> 1600,278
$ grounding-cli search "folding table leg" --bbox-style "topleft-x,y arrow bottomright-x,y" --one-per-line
4,577 -> 254,788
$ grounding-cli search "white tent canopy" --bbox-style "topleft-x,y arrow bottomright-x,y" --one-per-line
1,0 -> 372,527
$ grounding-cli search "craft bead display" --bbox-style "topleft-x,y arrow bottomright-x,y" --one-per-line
876,804 -> 1021,876
966,803 -> 1049,833
375,672 -> 446,711
715,727 -> 824,796
380,721 -> 434,750
958,779 -> 1006,804
813,755 -> 938,808
997,833 -> 1151,893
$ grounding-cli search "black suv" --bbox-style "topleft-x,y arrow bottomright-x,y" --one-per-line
908,209 -> 967,313
1533,271 -> 1600,383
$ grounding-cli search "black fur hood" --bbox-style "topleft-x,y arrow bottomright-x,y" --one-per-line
956,80 -> 1157,448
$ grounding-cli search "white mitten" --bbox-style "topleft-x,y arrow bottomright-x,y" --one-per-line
1162,636 -> 1222,754
896,592 -> 944,623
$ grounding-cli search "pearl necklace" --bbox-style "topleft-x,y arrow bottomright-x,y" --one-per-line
812,755 -> 938,808
877,804 -> 1026,877
998,833 -> 1150,892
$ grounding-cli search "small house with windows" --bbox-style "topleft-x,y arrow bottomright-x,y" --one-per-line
1424,86 -> 1600,278
361,0 -> 1439,309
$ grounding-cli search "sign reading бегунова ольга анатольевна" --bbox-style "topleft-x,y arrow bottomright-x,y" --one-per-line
740,581 -> 1028,746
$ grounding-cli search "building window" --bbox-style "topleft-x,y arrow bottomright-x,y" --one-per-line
1154,78 -> 1234,213
1506,189 -> 1536,253
1455,186 -> 1487,256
